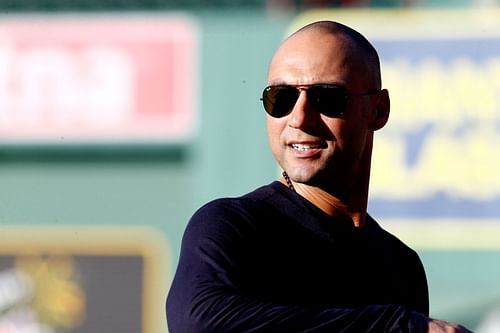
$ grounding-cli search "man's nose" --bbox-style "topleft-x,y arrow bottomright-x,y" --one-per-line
287,90 -> 320,130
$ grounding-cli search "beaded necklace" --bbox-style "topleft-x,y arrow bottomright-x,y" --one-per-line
282,171 -> 296,192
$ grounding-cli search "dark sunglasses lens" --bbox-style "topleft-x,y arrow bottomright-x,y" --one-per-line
263,86 -> 299,118
308,86 -> 346,117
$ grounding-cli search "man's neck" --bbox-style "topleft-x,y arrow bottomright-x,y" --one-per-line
280,177 -> 368,228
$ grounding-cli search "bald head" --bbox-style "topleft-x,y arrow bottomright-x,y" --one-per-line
265,20 -> 391,216
269,21 -> 382,90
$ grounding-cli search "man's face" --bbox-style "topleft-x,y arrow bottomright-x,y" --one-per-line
266,30 -> 377,187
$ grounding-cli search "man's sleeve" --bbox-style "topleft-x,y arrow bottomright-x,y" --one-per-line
166,202 -> 430,333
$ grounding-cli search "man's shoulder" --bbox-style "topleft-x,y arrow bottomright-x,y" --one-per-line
367,215 -> 420,257
187,182 -> 281,230
197,182 -> 278,213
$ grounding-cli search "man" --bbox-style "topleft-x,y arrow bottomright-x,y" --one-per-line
167,21 -> 472,332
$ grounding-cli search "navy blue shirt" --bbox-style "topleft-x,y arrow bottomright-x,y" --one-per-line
167,182 -> 429,332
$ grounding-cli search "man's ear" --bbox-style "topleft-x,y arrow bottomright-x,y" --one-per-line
371,89 -> 390,131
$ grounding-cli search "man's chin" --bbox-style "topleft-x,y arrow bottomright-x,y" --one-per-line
284,168 -> 318,185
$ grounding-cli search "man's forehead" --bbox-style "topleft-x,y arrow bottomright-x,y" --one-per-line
267,32 -> 371,91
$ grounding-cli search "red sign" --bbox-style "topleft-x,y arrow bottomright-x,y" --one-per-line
0,16 -> 198,142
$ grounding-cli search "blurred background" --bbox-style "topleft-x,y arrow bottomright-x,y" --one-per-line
0,1 -> 499,332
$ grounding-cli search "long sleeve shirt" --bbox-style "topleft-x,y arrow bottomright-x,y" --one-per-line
167,181 -> 430,332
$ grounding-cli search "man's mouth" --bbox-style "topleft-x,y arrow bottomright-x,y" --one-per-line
290,143 -> 323,152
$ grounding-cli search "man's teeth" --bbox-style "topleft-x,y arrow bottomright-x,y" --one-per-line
291,144 -> 319,151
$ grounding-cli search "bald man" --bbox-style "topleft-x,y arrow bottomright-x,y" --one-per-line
167,21 -> 472,333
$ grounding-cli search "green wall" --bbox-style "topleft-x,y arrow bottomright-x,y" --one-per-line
0,9 -> 287,267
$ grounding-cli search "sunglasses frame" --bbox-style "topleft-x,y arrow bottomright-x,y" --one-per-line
261,84 -> 380,118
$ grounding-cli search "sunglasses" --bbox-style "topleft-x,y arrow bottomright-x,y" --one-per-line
261,84 -> 380,118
